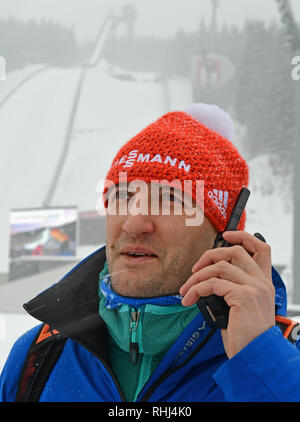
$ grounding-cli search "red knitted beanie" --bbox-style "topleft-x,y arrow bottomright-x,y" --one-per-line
103,103 -> 249,232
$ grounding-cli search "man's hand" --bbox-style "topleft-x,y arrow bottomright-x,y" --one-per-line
179,231 -> 275,359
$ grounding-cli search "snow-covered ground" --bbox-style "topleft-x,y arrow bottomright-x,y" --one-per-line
0,65 -> 47,103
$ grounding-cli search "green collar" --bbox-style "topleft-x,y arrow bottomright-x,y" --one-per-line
98,262 -> 199,358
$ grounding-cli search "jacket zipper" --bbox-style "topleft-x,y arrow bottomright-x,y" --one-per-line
129,308 -> 141,364
129,306 -> 154,401
128,307 -> 216,401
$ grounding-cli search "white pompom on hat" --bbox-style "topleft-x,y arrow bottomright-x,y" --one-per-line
185,102 -> 235,142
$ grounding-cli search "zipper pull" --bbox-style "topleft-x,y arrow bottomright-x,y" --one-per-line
129,309 -> 141,365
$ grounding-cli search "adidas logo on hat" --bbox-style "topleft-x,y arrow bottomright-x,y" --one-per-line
208,189 -> 229,219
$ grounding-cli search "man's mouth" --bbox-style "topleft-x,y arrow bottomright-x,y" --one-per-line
121,253 -> 157,262
120,247 -> 158,262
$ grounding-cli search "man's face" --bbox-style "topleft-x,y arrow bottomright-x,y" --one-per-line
105,182 -> 217,297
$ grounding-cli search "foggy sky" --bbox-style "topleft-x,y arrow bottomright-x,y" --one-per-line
0,0 -> 300,43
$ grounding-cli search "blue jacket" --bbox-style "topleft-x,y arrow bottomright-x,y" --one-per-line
1,245 -> 300,402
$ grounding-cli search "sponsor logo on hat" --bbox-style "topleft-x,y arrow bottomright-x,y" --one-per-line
112,149 -> 191,173
208,189 -> 228,219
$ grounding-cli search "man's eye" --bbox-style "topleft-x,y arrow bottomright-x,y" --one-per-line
161,192 -> 182,204
116,190 -> 129,200
108,190 -> 129,203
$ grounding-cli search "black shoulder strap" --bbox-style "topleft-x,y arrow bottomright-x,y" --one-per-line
15,324 -> 67,402
275,315 -> 300,345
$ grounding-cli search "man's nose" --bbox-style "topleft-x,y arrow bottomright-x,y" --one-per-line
122,213 -> 155,237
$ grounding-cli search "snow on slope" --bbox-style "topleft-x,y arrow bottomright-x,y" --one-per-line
0,65 -> 46,103
0,66 -> 82,210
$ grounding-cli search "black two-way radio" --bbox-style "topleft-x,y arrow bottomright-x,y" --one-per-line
197,187 -> 251,329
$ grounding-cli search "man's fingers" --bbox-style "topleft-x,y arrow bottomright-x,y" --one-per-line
192,243 -> 262,278
180,259 -> 250,297
222,231 -> 272,278
181,278 -> 233,307
192,231 -> 272,280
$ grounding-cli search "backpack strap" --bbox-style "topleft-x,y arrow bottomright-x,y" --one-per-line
15,324 -> 67,402
275,315 -> 300,345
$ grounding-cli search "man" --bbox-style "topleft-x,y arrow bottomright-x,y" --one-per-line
1,103 -> 300,402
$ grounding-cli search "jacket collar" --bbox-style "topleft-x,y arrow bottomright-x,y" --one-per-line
23,245 -> 109,360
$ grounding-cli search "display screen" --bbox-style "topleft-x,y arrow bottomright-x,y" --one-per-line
9,207 -> 78,258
